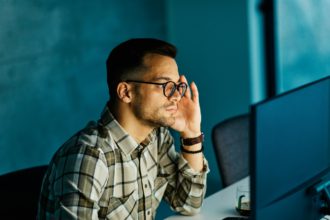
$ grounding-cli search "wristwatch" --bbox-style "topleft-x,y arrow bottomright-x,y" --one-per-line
180,133 -> 204,146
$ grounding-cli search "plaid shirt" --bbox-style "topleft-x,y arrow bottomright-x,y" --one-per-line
38,104 -> 209,220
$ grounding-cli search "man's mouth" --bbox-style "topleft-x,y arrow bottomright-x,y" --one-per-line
165,105 -> 178,113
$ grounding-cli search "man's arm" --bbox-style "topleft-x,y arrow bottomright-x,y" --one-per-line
159,128 -> 209,216
180,135 -> 204,172
47,145 -> 108,219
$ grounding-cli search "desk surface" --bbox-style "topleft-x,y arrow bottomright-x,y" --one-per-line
166,177 -> 249,220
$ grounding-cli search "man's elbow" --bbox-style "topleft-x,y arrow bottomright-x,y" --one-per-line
179,206 -> 201,216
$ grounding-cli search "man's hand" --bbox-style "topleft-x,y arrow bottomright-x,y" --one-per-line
170,75 -> 202,138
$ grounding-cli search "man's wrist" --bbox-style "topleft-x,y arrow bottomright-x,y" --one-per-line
180,130 -> 202,139
181,145 -> 203,154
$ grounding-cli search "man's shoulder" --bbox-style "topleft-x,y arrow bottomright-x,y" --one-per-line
53,121 -> 115,159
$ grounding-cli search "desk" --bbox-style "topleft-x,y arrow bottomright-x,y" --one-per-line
166,177 -> 249,220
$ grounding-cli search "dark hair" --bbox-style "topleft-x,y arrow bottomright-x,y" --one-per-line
106,38 -> 177,100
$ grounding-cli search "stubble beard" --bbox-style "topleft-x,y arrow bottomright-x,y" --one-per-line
133,103 -> 176,128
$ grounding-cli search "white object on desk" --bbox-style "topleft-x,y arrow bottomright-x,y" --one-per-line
166,177 -> 249,220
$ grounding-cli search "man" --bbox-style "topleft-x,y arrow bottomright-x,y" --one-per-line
38,38 -> 209,219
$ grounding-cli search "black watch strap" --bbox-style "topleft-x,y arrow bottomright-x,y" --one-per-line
180,133 -> 204,146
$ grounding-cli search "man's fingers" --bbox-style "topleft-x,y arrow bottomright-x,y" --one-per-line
181,75 -> 191,99
190,81 -> 199,103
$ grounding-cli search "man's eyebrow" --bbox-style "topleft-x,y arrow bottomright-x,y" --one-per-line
152,76 -> 178,82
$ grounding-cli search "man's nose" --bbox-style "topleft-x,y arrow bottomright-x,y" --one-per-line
169,88 -> 182,102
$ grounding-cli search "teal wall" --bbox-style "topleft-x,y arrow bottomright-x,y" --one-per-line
0,0 -> 166,175
166,0 -> 251,194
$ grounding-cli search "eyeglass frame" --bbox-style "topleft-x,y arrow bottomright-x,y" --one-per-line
125,79 -> 188,98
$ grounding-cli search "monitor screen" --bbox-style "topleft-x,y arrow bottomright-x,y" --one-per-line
250,76 -> 330,219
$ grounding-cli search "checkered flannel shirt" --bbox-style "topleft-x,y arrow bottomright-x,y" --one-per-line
37,104 -> 209,219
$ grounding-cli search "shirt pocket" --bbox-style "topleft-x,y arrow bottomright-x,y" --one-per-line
111,161 -> 138,198
107,190 -> 138,220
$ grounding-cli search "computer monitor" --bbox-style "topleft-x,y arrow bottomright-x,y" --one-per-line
250,76 -> 330,220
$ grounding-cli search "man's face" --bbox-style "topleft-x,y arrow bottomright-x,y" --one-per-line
130,53 -> 182,128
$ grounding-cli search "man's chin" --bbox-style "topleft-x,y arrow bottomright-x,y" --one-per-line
158,116 -> 176,128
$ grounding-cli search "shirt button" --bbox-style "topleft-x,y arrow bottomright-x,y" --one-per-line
147,211 -> 151,215
144,184 -> 148,188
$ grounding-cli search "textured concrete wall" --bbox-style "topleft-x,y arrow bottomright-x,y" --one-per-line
0,0 -> 166,174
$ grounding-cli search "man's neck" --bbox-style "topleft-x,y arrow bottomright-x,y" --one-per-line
108,102 -> 154,144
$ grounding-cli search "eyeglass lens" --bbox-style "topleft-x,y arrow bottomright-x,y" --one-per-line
164,82 -> 187,97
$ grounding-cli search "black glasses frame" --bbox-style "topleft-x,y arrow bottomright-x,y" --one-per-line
125,80 -> 188,98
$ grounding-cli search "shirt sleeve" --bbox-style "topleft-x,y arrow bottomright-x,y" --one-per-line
159,128 -> 210,215
51,144 -> 108,219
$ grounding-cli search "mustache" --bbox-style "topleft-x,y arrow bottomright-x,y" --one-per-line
164,103 -> 177,108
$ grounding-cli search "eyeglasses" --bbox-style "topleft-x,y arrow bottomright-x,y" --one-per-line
125,80 -> 188,98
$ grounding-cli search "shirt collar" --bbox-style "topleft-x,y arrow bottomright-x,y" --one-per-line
98,103 -> 158,155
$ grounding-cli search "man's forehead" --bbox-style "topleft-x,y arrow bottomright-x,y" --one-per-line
142,54 -> 180,82
147,74 -> 180,82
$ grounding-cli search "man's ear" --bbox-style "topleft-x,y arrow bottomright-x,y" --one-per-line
117,82 -> 132,103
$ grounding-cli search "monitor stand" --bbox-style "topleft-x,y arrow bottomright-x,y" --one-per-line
310,178 -> 330,215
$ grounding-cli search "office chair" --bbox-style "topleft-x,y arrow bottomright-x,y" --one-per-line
0,165 -> 48,218
212,114 -> 250,187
